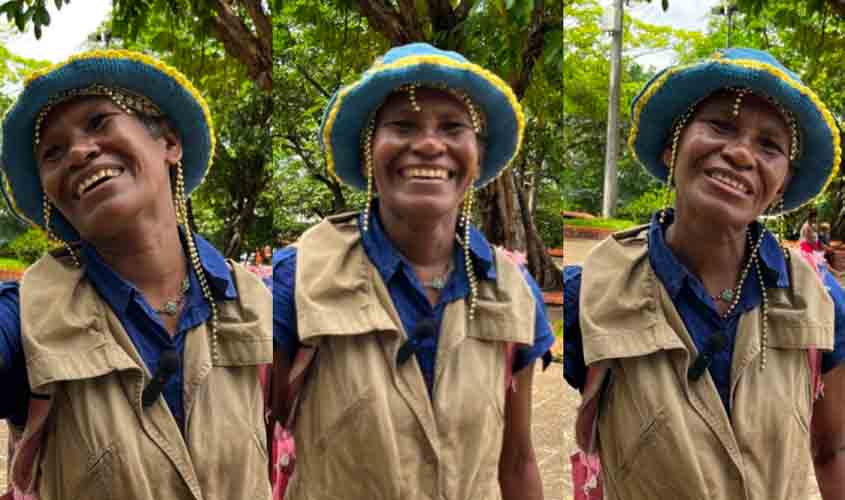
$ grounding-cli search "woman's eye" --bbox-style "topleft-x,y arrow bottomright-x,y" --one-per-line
760,138 -> 785,155
88,112 -> 111,131
443,121 -> 469,133
42,145 -> 63,163
708,119 -> 734,133
388,120 -> 415,131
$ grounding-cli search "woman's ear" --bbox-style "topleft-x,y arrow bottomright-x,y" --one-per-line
160,121 -> 183,165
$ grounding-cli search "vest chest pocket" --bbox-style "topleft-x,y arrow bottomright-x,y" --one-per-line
600,357 -> 706,499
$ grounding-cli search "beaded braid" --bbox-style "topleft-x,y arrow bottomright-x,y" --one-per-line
660,107 -> 694,224
174,161 -> 220,364
42,195 -> 80,267
362,120 -> 376,232
462,188 -> 478,321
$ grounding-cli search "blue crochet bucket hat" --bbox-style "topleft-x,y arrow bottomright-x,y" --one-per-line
320,42 -> 525,190
629,47 -> 841,213
1,49 -> 215,242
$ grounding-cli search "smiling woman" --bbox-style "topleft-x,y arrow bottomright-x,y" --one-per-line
0,50 -> 272,500
563,47 -> 845,499
274,43 -> 553,500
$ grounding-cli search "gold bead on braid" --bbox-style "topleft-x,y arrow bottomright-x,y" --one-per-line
42,195 -> 80,267
754,246 -> 769,371
732,88 -> 747,117
714,227 -> 769,370
661,107 -> 694,224
174,161 -> 220,365
395,83 -> 485,134
462,188 -> 478,321
362,120 -> 376,232
776,197 -> 786,249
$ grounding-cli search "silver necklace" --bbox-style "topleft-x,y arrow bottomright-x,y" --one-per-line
155,275 -> 190,316
421,260 -> 453,290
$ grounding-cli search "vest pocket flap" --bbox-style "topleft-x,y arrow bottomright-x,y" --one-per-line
27,342 -> 138,391
765,323 -> 834,351
469,298 -> 534,344
766,294 -> 835,350
297,304 -> 397,342
215,325 -> 273,367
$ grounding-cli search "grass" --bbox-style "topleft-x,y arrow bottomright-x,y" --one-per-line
0,257 -> 27,271
564,218 -> 639,231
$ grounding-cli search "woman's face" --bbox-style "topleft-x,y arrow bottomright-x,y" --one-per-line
664,91 -> 792,228
371,87 -> 481,223
36,96 -> 182,241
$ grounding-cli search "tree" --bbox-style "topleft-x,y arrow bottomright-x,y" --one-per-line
562,0 -> 703,220
278,0 -> 564,290
0,0 -> 272,91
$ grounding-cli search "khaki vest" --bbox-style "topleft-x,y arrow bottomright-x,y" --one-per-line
579,226 -> 834,500
286,213 -> 536,500
18,253 -> 273,500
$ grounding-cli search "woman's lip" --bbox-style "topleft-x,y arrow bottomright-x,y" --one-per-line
704,171 -> 751,198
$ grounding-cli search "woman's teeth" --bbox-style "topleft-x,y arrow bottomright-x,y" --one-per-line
405,168 -> 449,179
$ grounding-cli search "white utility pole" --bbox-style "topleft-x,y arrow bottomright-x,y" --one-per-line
601,0 -> 623,218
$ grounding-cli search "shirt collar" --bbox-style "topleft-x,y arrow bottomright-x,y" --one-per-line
359,201 -> 496,284
648,209 -> 789,299
81,230 -> 237,313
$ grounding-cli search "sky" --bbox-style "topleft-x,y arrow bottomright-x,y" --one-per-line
601,0 -> 725,69
6,0 -> 112,62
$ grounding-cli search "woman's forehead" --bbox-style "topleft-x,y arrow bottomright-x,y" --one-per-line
41,96 -> 116,126
378,87 -> 471,116
696,91 -> 791,131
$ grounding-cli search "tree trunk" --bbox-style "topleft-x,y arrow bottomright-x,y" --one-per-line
222,154 -> 269,258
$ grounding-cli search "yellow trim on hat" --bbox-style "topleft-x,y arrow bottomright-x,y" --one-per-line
322,54 -> 526,189
5,49 -> 216,235
628,57 -> 841,213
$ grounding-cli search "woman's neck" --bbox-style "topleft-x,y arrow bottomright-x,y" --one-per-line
377,204 -> 457,268
664,210 -> 751,295
88,216 -> 188,297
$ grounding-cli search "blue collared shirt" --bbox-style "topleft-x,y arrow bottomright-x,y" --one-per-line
563,210 -> 845,411
274,210 -> 554,396
0,233 -> 237,429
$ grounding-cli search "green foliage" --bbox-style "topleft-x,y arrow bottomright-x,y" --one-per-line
563,0 -> 695,216
617,185 -> 671,223
4,227 -> 49,264
552,319 -> 563,338
0,0 -> 69,39
0,256 -> 26,271
564,218 -> 638,230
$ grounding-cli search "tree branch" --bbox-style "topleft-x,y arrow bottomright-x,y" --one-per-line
295,64 -> 332,98
208,0 -> 272,91
241,0 -> 272,54
509,2 -> 549,99
357,0 -> 420,45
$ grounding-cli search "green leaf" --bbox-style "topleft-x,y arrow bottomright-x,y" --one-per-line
34,23 -> 41,39
34,5 -> 49,26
